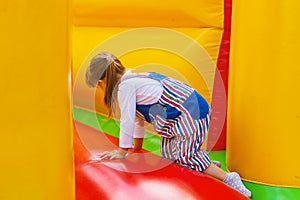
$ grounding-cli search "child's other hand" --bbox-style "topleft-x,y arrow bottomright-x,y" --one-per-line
94,149 -> 127,160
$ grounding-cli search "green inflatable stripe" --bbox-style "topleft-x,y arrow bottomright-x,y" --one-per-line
244,182 -> 300,200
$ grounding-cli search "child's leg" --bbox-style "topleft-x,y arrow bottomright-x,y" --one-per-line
203,163 -> 226,181
161,133 -> 251,197
212,160 -> 221,168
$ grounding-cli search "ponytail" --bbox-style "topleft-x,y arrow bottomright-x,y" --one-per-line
104,59 -> 125,117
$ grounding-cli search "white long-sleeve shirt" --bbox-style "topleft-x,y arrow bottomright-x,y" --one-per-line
118,70 -> 163,148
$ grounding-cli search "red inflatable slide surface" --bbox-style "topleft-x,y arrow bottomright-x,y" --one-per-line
74,120 -> 248,200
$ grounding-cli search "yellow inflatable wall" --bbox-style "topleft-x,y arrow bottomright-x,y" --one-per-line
227,1 -> 300,187
72,0 -> 225,117
73,0 -> 222,28
0,1 -> 74,199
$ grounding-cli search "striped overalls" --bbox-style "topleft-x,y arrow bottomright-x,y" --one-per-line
134,72 -> 212,172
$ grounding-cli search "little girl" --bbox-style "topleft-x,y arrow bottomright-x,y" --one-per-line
85,52 -> 251,198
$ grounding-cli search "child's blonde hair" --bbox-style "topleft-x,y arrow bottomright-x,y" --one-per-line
85,52 -> 125,117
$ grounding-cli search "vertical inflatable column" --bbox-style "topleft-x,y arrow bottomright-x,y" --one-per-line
0,1 -> 74,200
227,1 -> 300,187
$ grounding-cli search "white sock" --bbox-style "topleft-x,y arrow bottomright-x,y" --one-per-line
223,172 -> 252,198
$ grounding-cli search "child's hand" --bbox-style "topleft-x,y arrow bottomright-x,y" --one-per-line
94,149 -> 128,160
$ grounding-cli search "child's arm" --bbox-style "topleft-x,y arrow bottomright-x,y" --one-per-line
132,116 -> 145,150
133,138 -> 144,150
97,114 -> 145,160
